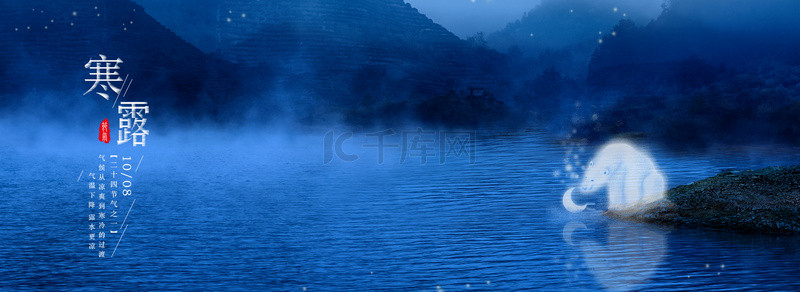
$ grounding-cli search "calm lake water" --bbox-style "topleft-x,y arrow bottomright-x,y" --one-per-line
1,129 -> 799,290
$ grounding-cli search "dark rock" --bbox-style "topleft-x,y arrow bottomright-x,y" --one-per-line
607,166 -> 800,234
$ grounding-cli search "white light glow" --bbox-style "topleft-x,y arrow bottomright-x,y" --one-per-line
562,140 -> 666,212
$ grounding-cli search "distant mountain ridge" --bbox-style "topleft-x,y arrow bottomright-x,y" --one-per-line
486,0 -> 662,75
588,0 -> 800,88
210,0 -> 507,104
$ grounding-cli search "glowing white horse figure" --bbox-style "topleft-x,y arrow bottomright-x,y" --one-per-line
564,141 -> 666,212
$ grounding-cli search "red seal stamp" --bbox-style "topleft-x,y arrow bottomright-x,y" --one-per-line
99,118 -> 110,143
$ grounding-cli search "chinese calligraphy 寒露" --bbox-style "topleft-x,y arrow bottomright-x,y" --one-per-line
82,54 -> 148,258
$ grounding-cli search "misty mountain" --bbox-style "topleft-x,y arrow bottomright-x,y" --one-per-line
487,0 -> 662,76
576,0 -> 800,147
2,0 -> 510,126
588,0 -> 800,88
132,0 -> 511,124
215,0 -> 507,106
0,0 -> 245,119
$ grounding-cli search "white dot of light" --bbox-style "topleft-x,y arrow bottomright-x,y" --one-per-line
486,281 -> 491,285
130,21 -> 133,24
27,26 -> 30,29
70,22 -> 74,26
94,6 -> 98,10
97,13 -> 100,17
44,25 -> 47,29
598,39 -> 603,44
14,28 -> 18,31
623,13 -> 627,17
228,10 -> 232,14
705,264 -> 710,269
598,31 -> 602,35
466,284 -> 470,288
530,33 -> 534,37
241,13 -> 246,18
612,31 -> 617,36
721,264 -> 725,269
570,9 -> 573,13
123,27 -> 127,31
592,113 -> 598,121
613,7 -> 618,12
72,11 -> 77,16
226,17 -> 231,22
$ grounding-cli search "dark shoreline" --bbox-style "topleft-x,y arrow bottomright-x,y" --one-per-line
606,166 -> 800,235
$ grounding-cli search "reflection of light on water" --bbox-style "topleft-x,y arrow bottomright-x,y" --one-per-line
563,221 -> 667,291
562,221 -> 588,245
